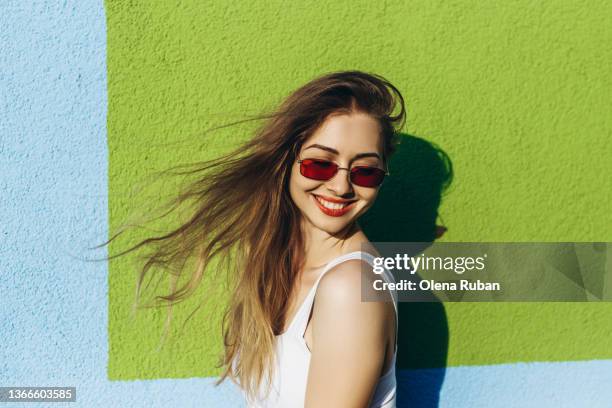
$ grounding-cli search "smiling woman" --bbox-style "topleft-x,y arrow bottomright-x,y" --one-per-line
290,112 -> 387,229
105,71 -> 406,407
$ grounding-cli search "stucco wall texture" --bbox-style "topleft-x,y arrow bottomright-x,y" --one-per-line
2,1 -> 612,407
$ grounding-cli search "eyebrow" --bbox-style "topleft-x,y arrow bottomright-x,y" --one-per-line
302,144 -> 382,160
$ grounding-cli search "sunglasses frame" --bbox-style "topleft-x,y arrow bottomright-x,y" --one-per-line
297,158 -> 390,188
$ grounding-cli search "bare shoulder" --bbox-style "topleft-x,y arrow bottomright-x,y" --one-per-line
315,258 -> 385,315
305,256 -> 392,406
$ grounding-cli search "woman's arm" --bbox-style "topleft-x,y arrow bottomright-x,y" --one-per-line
304,259 -> 389,408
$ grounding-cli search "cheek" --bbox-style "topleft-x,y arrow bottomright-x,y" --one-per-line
289,166 -> 314,203
355,187 -> 380,205
290,163 -> 324,192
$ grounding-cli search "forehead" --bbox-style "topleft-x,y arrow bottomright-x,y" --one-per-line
302,112 -> 382,155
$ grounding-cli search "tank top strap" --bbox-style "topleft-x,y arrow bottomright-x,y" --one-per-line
362,252 -> 399,354
288,251 -> 398,349
287,251 -> 362,336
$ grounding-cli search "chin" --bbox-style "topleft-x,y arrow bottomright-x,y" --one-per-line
311,218 -> 354,236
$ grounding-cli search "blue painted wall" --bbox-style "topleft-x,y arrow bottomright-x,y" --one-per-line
1,1 -> 611,407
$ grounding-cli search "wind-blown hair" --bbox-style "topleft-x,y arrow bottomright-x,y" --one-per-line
106,70 -> 406,400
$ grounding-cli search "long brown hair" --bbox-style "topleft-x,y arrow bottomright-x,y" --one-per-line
105,70 -> 406,400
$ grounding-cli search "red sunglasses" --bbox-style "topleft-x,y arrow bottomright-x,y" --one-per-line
297,158 -> 389,188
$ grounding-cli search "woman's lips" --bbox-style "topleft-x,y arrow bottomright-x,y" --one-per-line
312,194 -> 356,217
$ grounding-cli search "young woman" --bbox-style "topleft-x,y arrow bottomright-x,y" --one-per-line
111,70 -> 406,407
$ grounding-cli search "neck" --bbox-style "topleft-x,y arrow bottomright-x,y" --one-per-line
300,220 -> 366,270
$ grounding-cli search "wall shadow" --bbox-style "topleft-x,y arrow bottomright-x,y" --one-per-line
360,133 -> 453,408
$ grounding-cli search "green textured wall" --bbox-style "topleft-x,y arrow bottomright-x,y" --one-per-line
106,1 -> 612,379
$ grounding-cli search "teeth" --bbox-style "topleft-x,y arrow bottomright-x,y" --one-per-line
315,196 -> 349,210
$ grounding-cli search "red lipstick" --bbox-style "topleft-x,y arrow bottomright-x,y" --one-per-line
312,194 -> 356,217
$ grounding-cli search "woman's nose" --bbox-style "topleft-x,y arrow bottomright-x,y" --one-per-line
326,168 -> 353,196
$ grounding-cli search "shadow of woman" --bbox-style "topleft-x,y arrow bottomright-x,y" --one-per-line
360,133 -> 453,408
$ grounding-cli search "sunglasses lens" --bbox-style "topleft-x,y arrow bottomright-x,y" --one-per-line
350,167 -> 386,187
300,159 -> 338,180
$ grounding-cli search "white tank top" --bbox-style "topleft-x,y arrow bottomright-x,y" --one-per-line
245,251 -> 398,408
